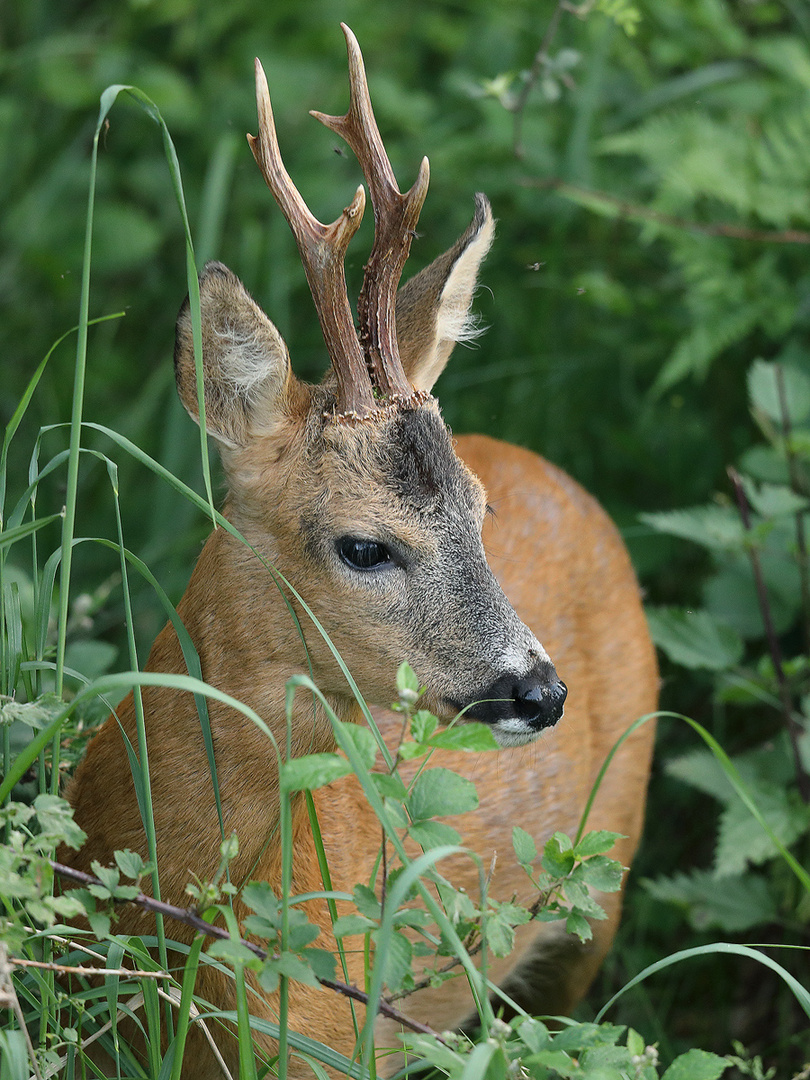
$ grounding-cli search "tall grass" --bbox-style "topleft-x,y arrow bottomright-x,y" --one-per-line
1,82 -> 809,1080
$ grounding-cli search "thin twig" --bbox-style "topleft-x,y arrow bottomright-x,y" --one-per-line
9,956 -> 168,980
728,468 -> 810,803
523,176 -> 810,244
0,943 -> 44,1080
48,859 -> 444,1040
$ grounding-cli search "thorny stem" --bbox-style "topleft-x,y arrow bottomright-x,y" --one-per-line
728,469 -> 810,803
48,860 -> 445,1040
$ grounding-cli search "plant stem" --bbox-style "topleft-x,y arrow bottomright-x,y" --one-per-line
48,859 -> 445,1039
774,364 -> 810,655
728,468 -> 810,803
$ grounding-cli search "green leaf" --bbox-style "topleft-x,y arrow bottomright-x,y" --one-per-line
281,753 -> 351,791
428,722 -> 498,752
408,820 -> 462,848
643,869 -> 777,932
410,710 -> 438,743
207,938 -> 262,969
242,881 -> 281,922
640,506 -> 745,550
377,929 -> 412,992
662,1048 -> 730,1080
513,825 -> 538,866
114,849 -> 148,880
406,767 -> 479,821
301,947 -> 336,983
565,909 -> 593,942
646,606 -> 743,670
542,833 -> 575,878
578,856 -> 624,894
740,477 -> 808,518
397,662 -> 420,695
574,831 -> 623,858
338,721 -> 378,771
748,359 -> 810,425
352,883 -> 382,920
332,914 -> 376,938
715,784 -> 810,875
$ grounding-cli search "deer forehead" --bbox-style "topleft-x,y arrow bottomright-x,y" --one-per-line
320,407 -> 486,521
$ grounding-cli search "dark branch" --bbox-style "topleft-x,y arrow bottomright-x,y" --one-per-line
49,860 -> 446,1041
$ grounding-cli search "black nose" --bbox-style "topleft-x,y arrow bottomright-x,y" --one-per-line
513,674 -> 567,729
458,664 -> 567,731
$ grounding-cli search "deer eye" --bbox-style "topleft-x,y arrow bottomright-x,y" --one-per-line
337,537 -> 393,571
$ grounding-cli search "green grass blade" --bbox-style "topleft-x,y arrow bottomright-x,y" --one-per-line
596,940 -> 810,1022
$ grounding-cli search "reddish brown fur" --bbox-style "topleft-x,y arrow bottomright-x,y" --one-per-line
62,31 -> 657,1079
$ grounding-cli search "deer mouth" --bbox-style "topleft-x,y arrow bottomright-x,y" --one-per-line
444,674 -> 568,747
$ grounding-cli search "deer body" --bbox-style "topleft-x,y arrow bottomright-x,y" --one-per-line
63,26 -> 657,1079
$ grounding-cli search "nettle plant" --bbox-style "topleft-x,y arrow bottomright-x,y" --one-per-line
3,666 -> 734,1080
644,355 -> 810,934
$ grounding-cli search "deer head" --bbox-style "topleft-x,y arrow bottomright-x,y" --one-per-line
172,25 -> 567,746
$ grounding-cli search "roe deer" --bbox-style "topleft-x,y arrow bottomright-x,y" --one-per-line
63,24 -> 658,1078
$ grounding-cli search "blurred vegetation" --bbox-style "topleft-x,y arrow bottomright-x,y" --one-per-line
3,0 -> 810,1073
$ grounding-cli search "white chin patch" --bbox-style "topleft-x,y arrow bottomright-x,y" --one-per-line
490,718 -> 544,748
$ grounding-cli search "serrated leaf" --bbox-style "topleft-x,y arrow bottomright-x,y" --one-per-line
661,1048 -> 730,1080
408,819 -> 461,848
578,856 -> 624,894
643,868 -> 777,932
301,947 -> 336,982
113,849 -> 147,880
715,784 -> 810,874
281,753 -> 351,791
513,825 -> 538,866
207,938 -> 262,969
514,1016 -> 550,1054
332,914 -> 376,937
574,831 -> 623,858
565,909 -> 593,942
748,359 -> 810,424
542,833 -> 575,878
646,606 -> 743,670
406,767 -> 478,821
242,881 -> 281,922
352,883 -> 382,920
87,911 -> 111,938
485,912 -> 517,957
740,477 -> 808,518
378,929 -> 412,992
640,505 -> 745,550
274,950 -> 321,986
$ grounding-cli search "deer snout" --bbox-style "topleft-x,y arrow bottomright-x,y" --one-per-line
510,670 -> 568,728
454,661 -> 567,747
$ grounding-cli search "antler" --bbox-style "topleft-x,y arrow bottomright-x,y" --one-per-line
312,24 -> 430,402
248,58 -> 376,417
248,26 -> 430,417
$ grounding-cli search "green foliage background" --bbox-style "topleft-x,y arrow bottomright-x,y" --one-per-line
3,0 -> 810,1072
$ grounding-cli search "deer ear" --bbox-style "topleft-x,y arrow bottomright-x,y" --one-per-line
395,193 -> 495,394
174,262 -> 301,448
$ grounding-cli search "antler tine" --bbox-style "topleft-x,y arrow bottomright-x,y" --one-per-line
247,57 -> 375,417
311,24 -> 430,402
